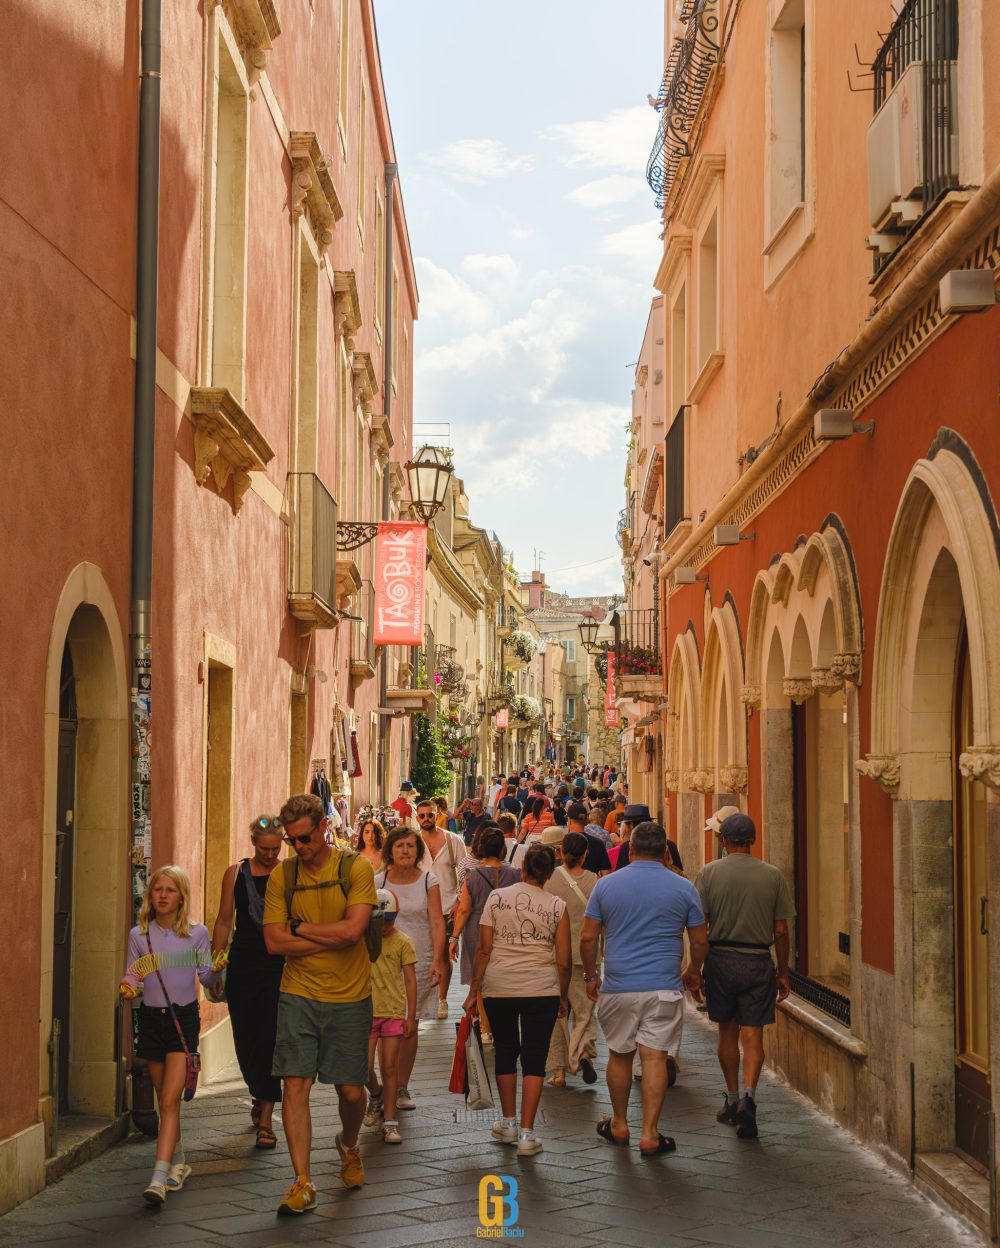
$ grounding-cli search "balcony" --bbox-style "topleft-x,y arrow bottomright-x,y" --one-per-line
386,650 -> 436,720
287,473 -> 338,628
615,608 -> 662,699
350,579 -> 376,684
867,0 -> 959,273
663,406 -> 690,543
646,0 -> 721,214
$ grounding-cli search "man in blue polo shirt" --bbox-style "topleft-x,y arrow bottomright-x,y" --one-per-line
580,821 -> 707,1157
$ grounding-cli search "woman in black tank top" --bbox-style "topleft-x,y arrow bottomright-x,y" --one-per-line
211,816 -> 285,1148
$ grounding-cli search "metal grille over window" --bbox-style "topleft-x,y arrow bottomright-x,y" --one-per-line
789,970 -> 852,1028
646,0 -> 720,210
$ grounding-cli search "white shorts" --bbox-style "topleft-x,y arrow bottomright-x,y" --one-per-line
597,990 -> 684,1055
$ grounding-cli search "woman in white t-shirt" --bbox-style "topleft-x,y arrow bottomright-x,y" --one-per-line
464,844 -> 571,1157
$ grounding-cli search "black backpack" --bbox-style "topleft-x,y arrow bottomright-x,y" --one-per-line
282,850 -> 383,961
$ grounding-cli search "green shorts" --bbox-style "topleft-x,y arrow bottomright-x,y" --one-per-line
272,992 -> 372,1086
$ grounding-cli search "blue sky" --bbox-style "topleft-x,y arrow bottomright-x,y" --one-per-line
376,0 -> 663,595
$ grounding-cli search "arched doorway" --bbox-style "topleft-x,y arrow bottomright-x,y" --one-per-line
42,567 -> 128,1144
955,628 -> 990,1170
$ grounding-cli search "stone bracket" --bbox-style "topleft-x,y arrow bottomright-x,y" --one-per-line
959,747 -> 1000,793
211,0 -> 281,94
720,765 -> 748,795
189,387 -> 274,513
334,270 -> 362,346
855,752 -> 900,796
351,351 -> 379,411
784,678 -> 815,705
289,131 -> 343,263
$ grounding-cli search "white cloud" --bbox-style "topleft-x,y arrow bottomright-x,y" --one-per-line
600,220 -> 662,270
461,253 -> 520,284
567,173 -> 643,208
413,257 -> 491,325
430,138 -> 533,184
549,106 -> 654,174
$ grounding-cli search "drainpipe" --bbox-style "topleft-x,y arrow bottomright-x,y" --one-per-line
129,0 -> 161,1135
378,163 -> 397,803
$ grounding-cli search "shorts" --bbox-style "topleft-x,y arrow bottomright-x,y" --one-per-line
271,992 -> 372,1085
705,949 -> 777,1027
135,1001 -> 201,1063
370,1016 -> 405,1039
597,990 -> 684,1055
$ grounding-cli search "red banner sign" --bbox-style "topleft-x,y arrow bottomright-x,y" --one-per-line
604,651 -> 619,727
373,522 -> 427,647
496,709 -> 509,729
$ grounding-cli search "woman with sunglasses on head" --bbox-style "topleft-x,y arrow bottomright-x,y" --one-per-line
356,817 -> 386,873
210,815 -> 286,1149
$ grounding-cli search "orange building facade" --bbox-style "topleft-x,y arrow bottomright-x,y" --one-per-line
631,0 -> 1000,1227
0,0 -> 420,1210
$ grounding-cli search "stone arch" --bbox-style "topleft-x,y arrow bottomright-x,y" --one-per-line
667,627 -> 705,873
41,563 -> 129,1135
700,597 -> 747,798
866,439 -> 1000,797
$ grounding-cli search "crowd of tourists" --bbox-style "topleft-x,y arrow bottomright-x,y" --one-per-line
120,762 -> 793,1215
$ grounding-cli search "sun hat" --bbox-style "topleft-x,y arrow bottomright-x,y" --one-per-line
705,804 -> 742,833
538,826 -> 565,846
375,887 -> 399,918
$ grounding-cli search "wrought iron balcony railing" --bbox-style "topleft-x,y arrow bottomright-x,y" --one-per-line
646,0 -> 720,211
614,608 -> 662,678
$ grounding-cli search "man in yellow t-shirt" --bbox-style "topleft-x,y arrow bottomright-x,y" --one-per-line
263,794 -> 377,1215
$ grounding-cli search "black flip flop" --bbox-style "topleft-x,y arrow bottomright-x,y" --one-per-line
639,1133 -> 676,1157
596,1116 -> 630,1146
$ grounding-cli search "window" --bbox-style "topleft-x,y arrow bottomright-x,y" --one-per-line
566,696 -> 576,722
768,0 -> 807,237
337,339 -> 350,507
354,405 -> 365,522
391,267 -> 400,390
203,656 -> 234,930
374,195 -> 385,334
697,211 -> 719,371
289,690 -> 308,794
205,22 -> 249,400
401,327 -> 409,426
670,285 -> 687,416
338,0 -> 349,134
293,232 -> 320,472
565,638 -> 576,663
357,79 -> 366,245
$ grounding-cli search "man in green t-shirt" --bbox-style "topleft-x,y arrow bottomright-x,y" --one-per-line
694,812 -> 794,1142
263,794 -> 376,1215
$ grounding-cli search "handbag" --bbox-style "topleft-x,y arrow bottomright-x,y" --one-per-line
146,933 -> 202,1101
465,1017 -> 495,1111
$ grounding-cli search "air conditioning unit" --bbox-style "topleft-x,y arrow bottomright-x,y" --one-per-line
866,60 -> 958,231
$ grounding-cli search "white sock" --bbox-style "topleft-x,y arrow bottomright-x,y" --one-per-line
171,1144 -> 185,1166
150,1160 -> 170,1185
502,1116 -> 517,1127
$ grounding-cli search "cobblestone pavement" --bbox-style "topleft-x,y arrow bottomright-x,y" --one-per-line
1,989 -> 984,1248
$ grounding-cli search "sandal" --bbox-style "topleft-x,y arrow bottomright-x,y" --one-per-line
596,1116 -> 630,1146
250,1099 -> 263,1128
546,1074 -> 566,1088
639,1133 -> 676,1157
255,1125 -> 277,1150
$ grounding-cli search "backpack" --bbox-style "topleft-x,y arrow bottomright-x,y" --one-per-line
283,850 -> 383,962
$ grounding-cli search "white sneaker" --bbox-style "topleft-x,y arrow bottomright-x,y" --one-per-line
363,1096 -> 383,1127
396,1086 -> 416,1110
491,1120 -> 518,1145
382,1120 -> 402,1145
164,1162 -> 191,1191
516,1131 -> 544,1156
436,998 -> 449,1019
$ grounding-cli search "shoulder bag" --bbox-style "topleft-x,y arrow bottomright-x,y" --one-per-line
146,931 -> 201,1101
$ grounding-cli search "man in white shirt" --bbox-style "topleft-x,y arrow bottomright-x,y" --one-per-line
415,800 -> 466,1019
486,775 -> 504,816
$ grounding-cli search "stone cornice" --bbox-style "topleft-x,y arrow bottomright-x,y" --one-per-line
370,414 -> 394,459
189,387 -> 274,513
212,0 -> 281,92
654,231 -> 693,297
677,152 -> 725,229
289,131 -> 343,262
351,352 -> 379,409
333,270 -> 362,343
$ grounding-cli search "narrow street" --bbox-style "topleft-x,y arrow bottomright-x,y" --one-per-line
0,990 -> 981,1248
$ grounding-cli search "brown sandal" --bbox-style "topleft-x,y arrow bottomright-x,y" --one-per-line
255,1124 -> 277,1149
250,1098 -> 263,1128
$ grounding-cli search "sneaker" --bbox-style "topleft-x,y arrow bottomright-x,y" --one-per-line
277,1177 -> 317,1215
164,1162 -> 191,1192
142,1179 -> 167,1206
735,1095 -> 758,1139
382,1120 -> 402,1145
516,1131 -> 544,1156
579,1057 -> 598,1085
336,1131 -> 365,1189
716,1096 -> 739,1126
363,1096 -> 383,1127
491,1120 -> 518,1145
396,1086 -> 416,1110
436,998 -> 449,1019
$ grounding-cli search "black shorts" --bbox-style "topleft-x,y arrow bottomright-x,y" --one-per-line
705,950 -> 777,1028
135,1001 -> 201,1062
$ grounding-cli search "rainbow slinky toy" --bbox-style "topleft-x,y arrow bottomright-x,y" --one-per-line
127,949 -> 227,979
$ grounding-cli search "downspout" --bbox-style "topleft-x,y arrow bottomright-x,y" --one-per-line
129,0 -> 161,1135
378,162 -> 397,803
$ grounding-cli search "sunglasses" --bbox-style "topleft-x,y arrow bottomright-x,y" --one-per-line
253,815 -> 283,832
284,831 -> 315,847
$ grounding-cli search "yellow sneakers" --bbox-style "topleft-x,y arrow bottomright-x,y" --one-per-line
277,1176 -> 317,1215
335,1132 -> 365,1189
